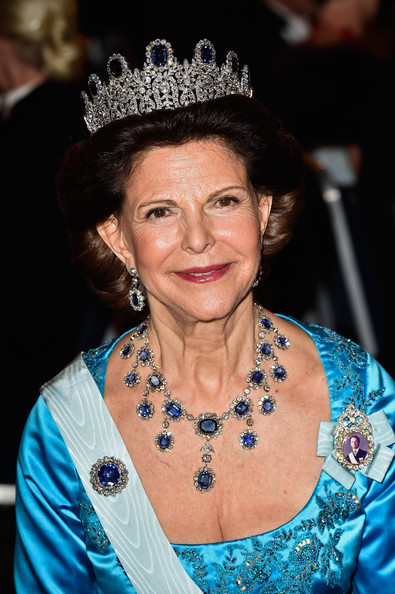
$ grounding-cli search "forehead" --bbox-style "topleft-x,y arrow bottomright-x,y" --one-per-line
126,140 -> 248,198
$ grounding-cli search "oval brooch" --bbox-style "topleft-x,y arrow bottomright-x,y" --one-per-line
333,404 -> 375,471
317,403 -> 395,489
90,456 -> 129,496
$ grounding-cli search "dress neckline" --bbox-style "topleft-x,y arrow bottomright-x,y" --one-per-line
84,314 -> 334,547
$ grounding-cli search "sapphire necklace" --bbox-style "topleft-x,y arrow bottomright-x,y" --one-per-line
119,304 -> 290,492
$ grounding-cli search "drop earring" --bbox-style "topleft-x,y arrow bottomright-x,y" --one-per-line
128,268 -> 146,311
252,241 -> 264,288
252,265 -> 263,288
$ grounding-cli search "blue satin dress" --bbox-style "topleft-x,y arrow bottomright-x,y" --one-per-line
14,318 -> 395,593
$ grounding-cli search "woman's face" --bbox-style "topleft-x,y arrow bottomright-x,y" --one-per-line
98,140 -> 272,322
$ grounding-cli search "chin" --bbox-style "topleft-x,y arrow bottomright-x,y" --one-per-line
169,288 -> 252,323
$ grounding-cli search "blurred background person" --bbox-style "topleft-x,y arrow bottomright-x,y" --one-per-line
0,0 -> 109,488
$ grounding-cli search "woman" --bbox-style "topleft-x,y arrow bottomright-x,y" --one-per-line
1,0 -> 90,478
14,39 -> 395,593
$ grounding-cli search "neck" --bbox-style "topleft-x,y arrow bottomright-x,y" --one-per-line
146,298 -> 261,405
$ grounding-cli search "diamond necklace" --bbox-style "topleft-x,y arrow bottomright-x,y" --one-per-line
119,304 -> 290,492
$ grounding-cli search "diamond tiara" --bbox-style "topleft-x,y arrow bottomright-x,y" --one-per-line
82,39 -> 253,134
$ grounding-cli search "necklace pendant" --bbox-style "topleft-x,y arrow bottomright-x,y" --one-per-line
194,466 -> 216,492
200,442 -> 215,453
274,334 -> 290,350
162,398 -> 187,422
256,340 -> 274,361
258,314 -> 275,333
246,367 -> 267,389
124,370 -> 141,388
131,321 -> 149,339
120,342 -> 135,359
258,394 -> 276,415
146,371 -> 166,392
136,399 -> 154,419
270,364 -> 287,383
239,428 -> 259,449
194,412 -> 223,439
136,347 -> 154,367
120,307 -> 289,492
230,396 -> 253,419
155,430 -> 174,452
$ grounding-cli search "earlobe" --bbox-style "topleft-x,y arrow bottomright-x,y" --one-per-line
258,195 -> 273,235
96,216 -> 134,267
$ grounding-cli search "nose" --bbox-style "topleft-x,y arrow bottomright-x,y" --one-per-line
181,212 -> 215,254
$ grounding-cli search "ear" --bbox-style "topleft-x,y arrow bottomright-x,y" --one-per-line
258,194 -> 273,235
96,216 -> 136,268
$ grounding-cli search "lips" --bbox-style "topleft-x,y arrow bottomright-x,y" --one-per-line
174,263 -> 231,283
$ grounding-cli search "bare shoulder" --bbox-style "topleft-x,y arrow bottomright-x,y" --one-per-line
269,312 -> 330,414
271,314 -> 322,367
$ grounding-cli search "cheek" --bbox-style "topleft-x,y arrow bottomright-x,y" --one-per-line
130,225 -> 179,267
219,211 -> 261,247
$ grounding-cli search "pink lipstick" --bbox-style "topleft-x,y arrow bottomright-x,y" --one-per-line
175,263 -> 231,283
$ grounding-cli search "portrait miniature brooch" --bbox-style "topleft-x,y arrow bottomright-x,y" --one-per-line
317,404 -> 395,489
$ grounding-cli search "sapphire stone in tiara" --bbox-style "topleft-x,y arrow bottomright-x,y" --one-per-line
109,57 -> 123,77
151,44 -> 167,67
88,78 -> 98,97
201,44 -> 213,63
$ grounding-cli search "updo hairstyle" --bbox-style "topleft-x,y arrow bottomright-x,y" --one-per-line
0,0 -> 84,81
57,94 -> 305,310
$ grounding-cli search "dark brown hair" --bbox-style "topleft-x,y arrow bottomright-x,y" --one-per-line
57,94 -> 305,310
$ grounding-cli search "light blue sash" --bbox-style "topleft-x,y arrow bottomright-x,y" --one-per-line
42,355 -> 202,594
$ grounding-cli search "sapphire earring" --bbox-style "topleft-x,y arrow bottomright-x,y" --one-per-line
252,240 -> 264,288
252,266 -> 263,288
128,268 -> 146,311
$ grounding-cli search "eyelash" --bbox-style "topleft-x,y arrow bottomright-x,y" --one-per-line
145,207 -> 169,220
145,196 -> 240,220
216,196 -> 239,207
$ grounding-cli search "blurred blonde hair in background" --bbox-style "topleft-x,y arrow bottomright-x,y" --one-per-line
0,0 -> 85,81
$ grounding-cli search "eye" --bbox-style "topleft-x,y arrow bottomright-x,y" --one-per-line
216,196 -> 239,208
146,207 -> 169,219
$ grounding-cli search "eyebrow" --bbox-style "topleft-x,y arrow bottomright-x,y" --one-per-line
136,186 -> 247,211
